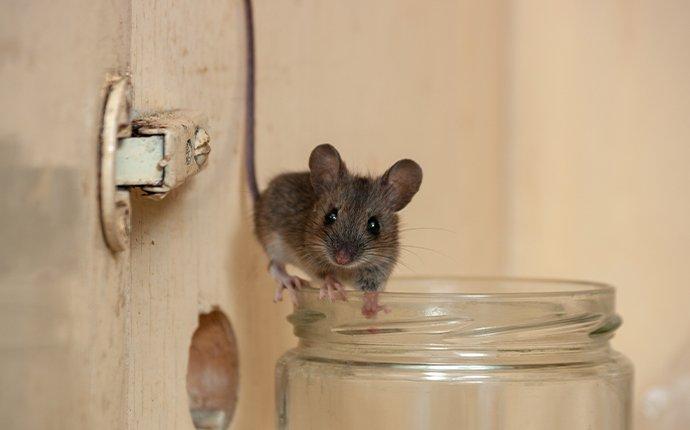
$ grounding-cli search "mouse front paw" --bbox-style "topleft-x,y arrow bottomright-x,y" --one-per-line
318,276 -> 348,302
273,275 -> 308,305
361,291 -> 390,319
269,261 -> 308,305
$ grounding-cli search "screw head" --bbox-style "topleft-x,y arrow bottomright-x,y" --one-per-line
193,128 -> 211,167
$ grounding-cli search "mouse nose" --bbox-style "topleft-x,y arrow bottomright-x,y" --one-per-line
333,242 -> 357,266
335,249 -> 352,265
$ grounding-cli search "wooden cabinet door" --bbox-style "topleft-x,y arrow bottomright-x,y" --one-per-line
0,1 -> 294,428
0,0 -> 131,428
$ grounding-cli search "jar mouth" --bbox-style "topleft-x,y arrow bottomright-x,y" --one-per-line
291,276 -> 619,365
299,276 -> 614,300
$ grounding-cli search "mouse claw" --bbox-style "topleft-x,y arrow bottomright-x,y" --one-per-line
319,277 -> 348,302
361,291 -> 389,319
269,262 -> 308,305
275,286 -> 299,306
274,279 -> 304,305
273,287 -> 284,303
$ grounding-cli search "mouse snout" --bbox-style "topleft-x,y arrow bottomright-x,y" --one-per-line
334,250 -> 351,265
333,243 -> 357,266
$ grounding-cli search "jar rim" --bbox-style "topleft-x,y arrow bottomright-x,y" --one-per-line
299,276 -> 614,300
292,276 -> 618,363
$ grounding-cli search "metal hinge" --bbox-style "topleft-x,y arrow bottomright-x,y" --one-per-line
100,75 -> 211,252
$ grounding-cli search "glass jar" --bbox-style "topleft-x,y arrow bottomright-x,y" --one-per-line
276,277 -> 633,429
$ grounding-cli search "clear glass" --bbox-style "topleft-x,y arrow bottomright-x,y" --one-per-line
276,277 -> 633,429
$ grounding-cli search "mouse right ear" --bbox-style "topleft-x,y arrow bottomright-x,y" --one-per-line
309,144 -> 347,194
381,159 -> 423,212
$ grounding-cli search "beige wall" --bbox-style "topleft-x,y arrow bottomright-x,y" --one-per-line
255,0 -> 507,277
506,2 -> 690,426
247,1 -> 507,426
1,0 -> 688,428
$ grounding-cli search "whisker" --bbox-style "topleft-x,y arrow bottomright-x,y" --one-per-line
392,258 -> 415,273
399,227 -> 458,235
397,246 -> 424,263
400,244 -> 456,262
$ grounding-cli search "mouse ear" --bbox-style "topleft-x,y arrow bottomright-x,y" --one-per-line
381,159 -> 423,212
309,144 -> 347,194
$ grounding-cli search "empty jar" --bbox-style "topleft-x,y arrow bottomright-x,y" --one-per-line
276,277 -> 633,429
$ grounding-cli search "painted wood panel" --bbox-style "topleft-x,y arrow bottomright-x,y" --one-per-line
0,0 -> 131,428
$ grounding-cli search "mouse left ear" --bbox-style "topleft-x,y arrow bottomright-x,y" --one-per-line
381,159 -> 423,212
309,144 -> 347,194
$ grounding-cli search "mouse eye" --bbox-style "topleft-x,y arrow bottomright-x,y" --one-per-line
366,217 -> 380,235
324,208 -> 338,226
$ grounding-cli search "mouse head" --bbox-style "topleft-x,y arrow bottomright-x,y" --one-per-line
304,144 -> 423,271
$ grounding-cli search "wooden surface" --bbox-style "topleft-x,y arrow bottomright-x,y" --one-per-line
0,0 -> 131,428
127,1 -> 297,428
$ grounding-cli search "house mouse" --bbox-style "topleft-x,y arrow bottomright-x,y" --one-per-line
242,0 -> 423,313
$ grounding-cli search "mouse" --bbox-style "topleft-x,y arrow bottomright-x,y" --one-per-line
241,0 -> 423,313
